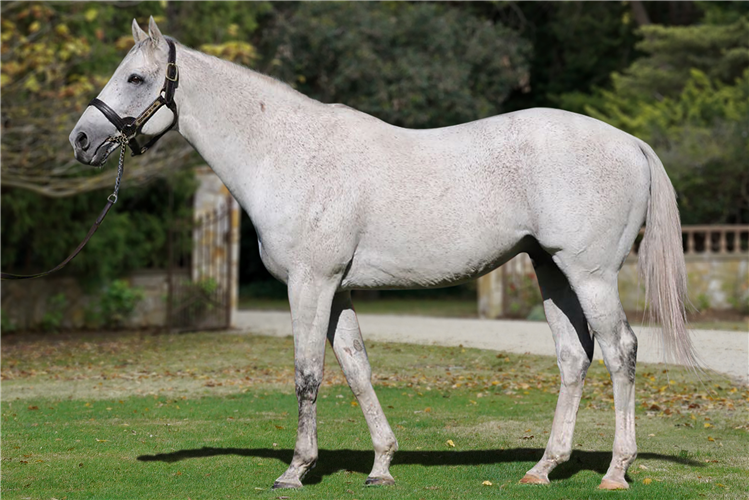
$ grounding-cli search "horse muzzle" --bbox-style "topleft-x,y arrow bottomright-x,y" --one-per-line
69,124 -> 119,167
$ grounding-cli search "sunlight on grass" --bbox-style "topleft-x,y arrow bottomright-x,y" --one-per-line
2,331 -> 747,499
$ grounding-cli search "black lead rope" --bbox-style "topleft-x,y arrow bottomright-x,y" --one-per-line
1,136 -> 128,280
1,40 -> 179,281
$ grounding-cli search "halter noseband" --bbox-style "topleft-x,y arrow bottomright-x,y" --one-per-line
89,39 -> 179,156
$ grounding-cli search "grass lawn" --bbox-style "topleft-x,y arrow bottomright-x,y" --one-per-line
2,331 -> 747,499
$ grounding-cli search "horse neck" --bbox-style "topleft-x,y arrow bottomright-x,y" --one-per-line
173,45 -> 317,201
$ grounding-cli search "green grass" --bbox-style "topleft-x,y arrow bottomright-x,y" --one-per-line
2,331 -> 748,499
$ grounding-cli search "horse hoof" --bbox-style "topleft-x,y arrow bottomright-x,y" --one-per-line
272,481 -> 303,490
519,473 -> 549,485
365,476 -> 395,486
598,478 -> 629,490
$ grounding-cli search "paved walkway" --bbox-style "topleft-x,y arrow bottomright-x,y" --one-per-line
234,310 -> 748,385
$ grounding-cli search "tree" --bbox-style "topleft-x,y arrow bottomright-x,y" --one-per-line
258,2 -> 531,129
0,2 -> 266,285
0,2 -> 203,197
582,9 -> 749,224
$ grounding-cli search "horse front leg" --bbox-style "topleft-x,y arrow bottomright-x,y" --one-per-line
272,273 -> 340,489
327,291 -> 398,486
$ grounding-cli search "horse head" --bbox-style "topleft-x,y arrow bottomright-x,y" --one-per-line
70,17 -> 178,165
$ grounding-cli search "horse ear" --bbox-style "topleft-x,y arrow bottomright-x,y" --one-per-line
132,19 -> 148,43
147,16 -> 164,45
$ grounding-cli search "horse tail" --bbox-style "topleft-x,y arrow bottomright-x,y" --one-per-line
636,142 -> 701,371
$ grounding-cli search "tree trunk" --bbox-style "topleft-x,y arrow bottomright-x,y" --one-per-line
630,1 -> 651,27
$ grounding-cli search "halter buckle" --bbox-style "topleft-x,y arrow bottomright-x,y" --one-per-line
165,62 -> 179,82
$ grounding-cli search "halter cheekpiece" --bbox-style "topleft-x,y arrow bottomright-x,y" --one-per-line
89,39 -> 179,156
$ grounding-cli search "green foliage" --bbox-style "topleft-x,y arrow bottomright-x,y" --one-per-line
40,293 -> 67,332
89,279 -> 145,329
262,2 -> 530,128
696,293 -> 711,313
99,279 -> 144,329
574,8 -> 749,225
586,67 -> 749,224
160,1 -> 271,48
613,17 -> 749,102
1,309 -> 19,334
1,170 -> 197,288
505,273 -> 543,319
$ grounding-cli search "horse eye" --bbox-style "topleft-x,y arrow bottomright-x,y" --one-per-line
127,74 -> 144,85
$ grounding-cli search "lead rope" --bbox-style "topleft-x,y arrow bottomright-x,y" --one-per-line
0,135 -> 128,280
108,133 -> 128,203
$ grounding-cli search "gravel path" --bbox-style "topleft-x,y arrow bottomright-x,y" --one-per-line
234,310 -> 748,385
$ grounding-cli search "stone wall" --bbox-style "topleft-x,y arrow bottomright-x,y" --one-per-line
618,254 -> 749,312
1,269 -> 187,330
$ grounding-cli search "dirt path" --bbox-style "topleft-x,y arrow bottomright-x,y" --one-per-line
234,310 -> 748,385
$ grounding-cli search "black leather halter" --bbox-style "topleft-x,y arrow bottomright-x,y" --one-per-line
89,39 -> 179,156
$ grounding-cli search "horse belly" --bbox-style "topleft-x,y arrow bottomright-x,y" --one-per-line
341,225 -> 526,290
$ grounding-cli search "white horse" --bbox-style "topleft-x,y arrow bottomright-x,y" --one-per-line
71,19 -> 698,491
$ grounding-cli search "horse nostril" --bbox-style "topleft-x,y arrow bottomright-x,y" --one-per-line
75,132 -> 90,151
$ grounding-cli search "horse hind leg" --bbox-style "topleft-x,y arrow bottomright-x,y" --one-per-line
327,291 -> 398,486
520,253 -> 593,485
557,263 -> 638,490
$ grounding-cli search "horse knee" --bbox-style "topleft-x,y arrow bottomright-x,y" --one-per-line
557,347 -> 590,387
295,367 -> 323,403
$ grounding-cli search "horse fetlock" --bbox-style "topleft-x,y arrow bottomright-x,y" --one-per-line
548,451 -> 572,464
612,451 -> 637,471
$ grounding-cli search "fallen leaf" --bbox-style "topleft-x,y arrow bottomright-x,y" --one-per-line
482,480 -> 493,486
446,439 -> 455,448
27,405 -> 39,411
704,423 -> 713,428
95,439 -> 108,442
707,436 -> 715,442
643,478 -> 652,485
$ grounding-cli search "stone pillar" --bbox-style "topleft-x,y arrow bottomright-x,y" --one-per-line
478,268 -> 504,319
193,166 -> 241,327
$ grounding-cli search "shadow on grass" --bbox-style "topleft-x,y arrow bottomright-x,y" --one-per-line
137,447 -> 703,485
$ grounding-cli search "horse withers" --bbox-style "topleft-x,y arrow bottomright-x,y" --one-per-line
70,18 -> 698,491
